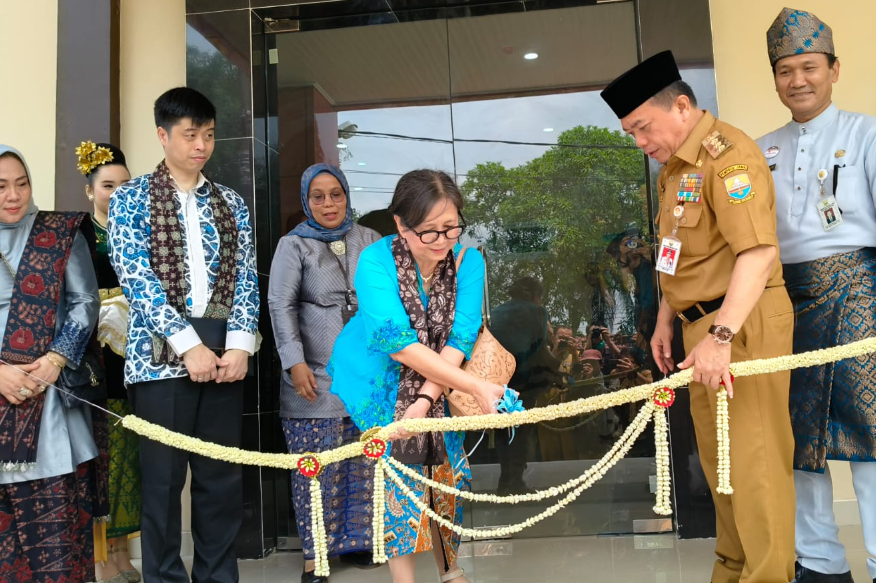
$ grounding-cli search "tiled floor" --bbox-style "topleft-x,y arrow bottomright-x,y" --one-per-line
133,525 -> 871,582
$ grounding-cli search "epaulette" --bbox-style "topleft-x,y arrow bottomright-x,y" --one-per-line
702,131 -> 733,159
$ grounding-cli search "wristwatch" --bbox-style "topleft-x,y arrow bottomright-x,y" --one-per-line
708,325 -> 735,345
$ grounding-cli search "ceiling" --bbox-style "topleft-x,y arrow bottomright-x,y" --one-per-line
275,2 -> 640,109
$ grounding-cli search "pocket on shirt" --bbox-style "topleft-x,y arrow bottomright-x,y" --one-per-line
675,205 -> 708,257
835,166 -> 868,215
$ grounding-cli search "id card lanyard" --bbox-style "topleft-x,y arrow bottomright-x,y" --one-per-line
816,167 -> 843,231
328,238 -> 356,311
656,200 -> 685,277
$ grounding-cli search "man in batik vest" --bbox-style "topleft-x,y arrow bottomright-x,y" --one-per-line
108,87 -> 259,583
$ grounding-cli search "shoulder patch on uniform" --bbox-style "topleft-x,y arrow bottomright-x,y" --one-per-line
702,131 -> 733,159
717,164 -> 748,179
724,173 -> 753,202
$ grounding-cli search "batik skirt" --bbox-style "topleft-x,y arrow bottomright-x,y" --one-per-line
383,431 -> 470,565
283,417 -> 373,560
784,247 -> 876,472
0,463 -> 98,583
107,398 -> 141,538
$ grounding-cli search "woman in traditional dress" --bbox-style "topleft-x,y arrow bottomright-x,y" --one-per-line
77,142 -> 142,583
330,169 -> 508,583
268,164 -> 380,583
0,145 -> 103,582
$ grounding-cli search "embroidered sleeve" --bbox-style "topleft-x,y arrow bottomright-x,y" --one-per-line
223,189 -> 259,352
448,247 -> 485,360
355,243 -> 420,356
107,178 -> 191,342
48,321 -> 91,364
447,329 -> 480,360
366,319 -> 418,356
47,234 -> 100,365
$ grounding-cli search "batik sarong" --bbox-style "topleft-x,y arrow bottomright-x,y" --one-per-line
383,431 -> 470,567
283,417 -> 373,559
784,247 -> 876,472
0,463 -> 97,583
107,398 -> 141,539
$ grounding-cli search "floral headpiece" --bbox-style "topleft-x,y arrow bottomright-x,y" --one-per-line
75,141 -> 114,176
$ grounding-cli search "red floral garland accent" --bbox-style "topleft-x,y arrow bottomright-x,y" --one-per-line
652,387 -> 675,408
297,454 -> 322,478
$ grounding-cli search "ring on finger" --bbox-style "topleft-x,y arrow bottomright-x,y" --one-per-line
18,387 -> 32,398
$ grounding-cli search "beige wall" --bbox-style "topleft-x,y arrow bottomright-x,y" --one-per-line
119,0 -> 190,545
710,0 -> 875,511
120,0 -> 187,176
0,0 -> 58,210
710,0 -> 876,138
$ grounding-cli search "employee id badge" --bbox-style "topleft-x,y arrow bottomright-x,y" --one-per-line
656,235 -> 682,276
817,196 -> 844,231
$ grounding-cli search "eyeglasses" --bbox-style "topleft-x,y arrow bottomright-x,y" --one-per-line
410,224 -> 466,244
309,191 -> 346,206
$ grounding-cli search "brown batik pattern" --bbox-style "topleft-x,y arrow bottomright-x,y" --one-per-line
390,235 -> 457,465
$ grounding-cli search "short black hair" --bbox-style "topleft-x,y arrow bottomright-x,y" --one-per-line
650,80 -> 698,110
357,208 -> 397,237
154,87 -> 216,133
771,53 -> 837,74
86,143 -> 128,184
507,276 -> 543,301
388,169 -> 464,229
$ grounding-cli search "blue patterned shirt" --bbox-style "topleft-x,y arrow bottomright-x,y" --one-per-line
107,172 -> 260,385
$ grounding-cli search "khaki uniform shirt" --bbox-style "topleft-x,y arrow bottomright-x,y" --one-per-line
656,111 -> 785,311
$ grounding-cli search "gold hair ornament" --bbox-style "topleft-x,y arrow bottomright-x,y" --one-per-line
75,141 -> 114,176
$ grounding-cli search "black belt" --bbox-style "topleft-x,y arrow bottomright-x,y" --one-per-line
678,296 -> 725,324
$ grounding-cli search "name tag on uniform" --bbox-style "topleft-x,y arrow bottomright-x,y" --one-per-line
656,236 -> 682,276
817,196 -> 843,231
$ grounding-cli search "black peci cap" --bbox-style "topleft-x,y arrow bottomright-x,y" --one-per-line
600,50 -> 682,119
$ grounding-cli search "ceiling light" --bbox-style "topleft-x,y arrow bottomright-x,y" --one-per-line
358,162 -> 366,166
353,187 -> 363,191
543,127 -> 554,132
524,52 -> 539,60
337,143 -> 347,149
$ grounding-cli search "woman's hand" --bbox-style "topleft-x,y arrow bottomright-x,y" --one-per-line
388,397 -> 432,441
0,362 -> 42,405
473,381 -> 508,415
290,363 -> 318,403
30,354 -> 63,389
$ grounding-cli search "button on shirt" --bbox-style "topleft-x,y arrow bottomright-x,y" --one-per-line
108,171 -> 260,385
757,104 -> 876,264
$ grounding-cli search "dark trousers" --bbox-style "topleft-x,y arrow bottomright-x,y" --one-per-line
130,377 -> 244,583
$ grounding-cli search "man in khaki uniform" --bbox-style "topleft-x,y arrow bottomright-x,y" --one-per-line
602,51 -> 796,583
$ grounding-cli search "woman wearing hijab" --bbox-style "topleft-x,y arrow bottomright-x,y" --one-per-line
77,141 -> 142,583
0,145 -> 102,581
268,163 -> 381,583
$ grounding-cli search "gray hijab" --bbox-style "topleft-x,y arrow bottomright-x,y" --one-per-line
0,146 -> 41,274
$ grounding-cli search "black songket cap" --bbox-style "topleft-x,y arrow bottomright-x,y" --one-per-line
600,50 -> 682,119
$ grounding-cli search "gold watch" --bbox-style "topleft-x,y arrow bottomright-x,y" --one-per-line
708,325 -> 735,345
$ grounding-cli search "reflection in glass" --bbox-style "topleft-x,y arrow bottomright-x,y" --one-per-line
266,0 -> 718,541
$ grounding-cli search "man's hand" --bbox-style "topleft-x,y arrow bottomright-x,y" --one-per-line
290,363 -> 318,402
678,336 -> 734,397
182,344 -> 221,383
650,320 -> 675,374
216,349 -> 250,383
